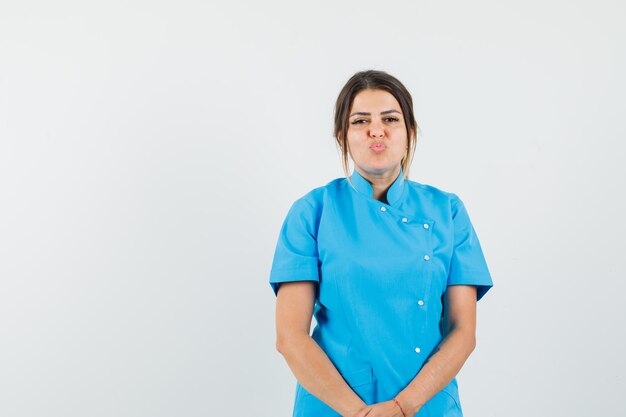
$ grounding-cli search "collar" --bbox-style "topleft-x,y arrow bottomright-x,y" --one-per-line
349,166 -> 406,206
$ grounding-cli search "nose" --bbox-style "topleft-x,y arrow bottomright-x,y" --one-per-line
369,120 -> 384,138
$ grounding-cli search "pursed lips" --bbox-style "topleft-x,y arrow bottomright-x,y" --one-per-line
370,142 -> 386,152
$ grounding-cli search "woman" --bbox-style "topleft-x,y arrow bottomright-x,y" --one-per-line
269,70 -> 493,417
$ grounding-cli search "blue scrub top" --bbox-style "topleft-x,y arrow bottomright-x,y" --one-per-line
269,167 -> 493,417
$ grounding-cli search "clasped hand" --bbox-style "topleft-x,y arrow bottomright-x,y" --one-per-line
351,400 -> 414,417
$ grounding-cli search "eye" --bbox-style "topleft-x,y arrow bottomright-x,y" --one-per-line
385,117 -> 399,122
351,119 -> 367,125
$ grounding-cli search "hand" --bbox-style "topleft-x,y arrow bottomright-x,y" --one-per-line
350,400 -> 406,417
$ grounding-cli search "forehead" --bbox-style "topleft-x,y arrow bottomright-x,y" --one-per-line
350,89 -> 401,113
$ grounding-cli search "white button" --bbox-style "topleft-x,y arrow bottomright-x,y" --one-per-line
423,223 -> 429,229
402,217 -> 408,223
423,255 -> 430,261
414,347 -> 421,353
417,300 -> 424,306
380,206 -> 387,212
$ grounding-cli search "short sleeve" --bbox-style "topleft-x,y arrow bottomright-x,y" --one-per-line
269,197 -> 320,297
447,194 -> 494,301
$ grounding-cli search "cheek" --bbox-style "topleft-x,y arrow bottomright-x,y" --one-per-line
346,129 -> 369,141
346,133 -> 367,150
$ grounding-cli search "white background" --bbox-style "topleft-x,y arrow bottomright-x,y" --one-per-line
1,1 -> 625,416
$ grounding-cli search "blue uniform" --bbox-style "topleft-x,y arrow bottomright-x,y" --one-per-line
269,167 -> 493,417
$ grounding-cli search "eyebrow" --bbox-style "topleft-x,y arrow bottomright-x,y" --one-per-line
349,109 -> 401,118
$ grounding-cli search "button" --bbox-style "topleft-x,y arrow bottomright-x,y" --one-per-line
401,217 -> 408,223
380,206 -> 387,212
423,223 -> 429,229
423,255 -> 430,261
414,347 -> 421,353
417,300 -> 424,306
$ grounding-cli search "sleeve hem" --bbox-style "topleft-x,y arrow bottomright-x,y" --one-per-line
269,276 -> 319,297
447,275 -> 493,302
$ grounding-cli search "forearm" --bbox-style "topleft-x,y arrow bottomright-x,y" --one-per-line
278,333 -> 366,417
395,326 -> 476,415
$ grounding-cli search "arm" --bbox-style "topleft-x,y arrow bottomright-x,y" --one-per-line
394,284 -> 478,415
275,281 -> 367,417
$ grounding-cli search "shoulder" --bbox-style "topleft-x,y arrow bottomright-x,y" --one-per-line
290,177 -> 346,209
282,177 -> 345,222
404,178 -> 464,211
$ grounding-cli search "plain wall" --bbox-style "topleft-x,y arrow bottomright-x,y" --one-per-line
1,1 -> 625,416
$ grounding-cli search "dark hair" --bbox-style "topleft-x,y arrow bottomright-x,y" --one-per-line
333,69 -> 420,179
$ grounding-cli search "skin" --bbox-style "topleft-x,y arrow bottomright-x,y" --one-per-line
275,88 -> 479,417
345,88 -> 412,202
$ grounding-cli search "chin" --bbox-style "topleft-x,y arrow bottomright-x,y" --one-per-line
359,161 -> 400,174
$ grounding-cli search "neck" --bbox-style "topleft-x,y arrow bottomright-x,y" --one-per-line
356,164 -> 401,202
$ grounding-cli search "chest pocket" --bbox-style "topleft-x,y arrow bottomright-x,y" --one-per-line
405,216 -> 434,255
401,216 -> 436,291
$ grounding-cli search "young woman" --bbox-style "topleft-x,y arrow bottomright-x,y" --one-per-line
269,70 -> 493,417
